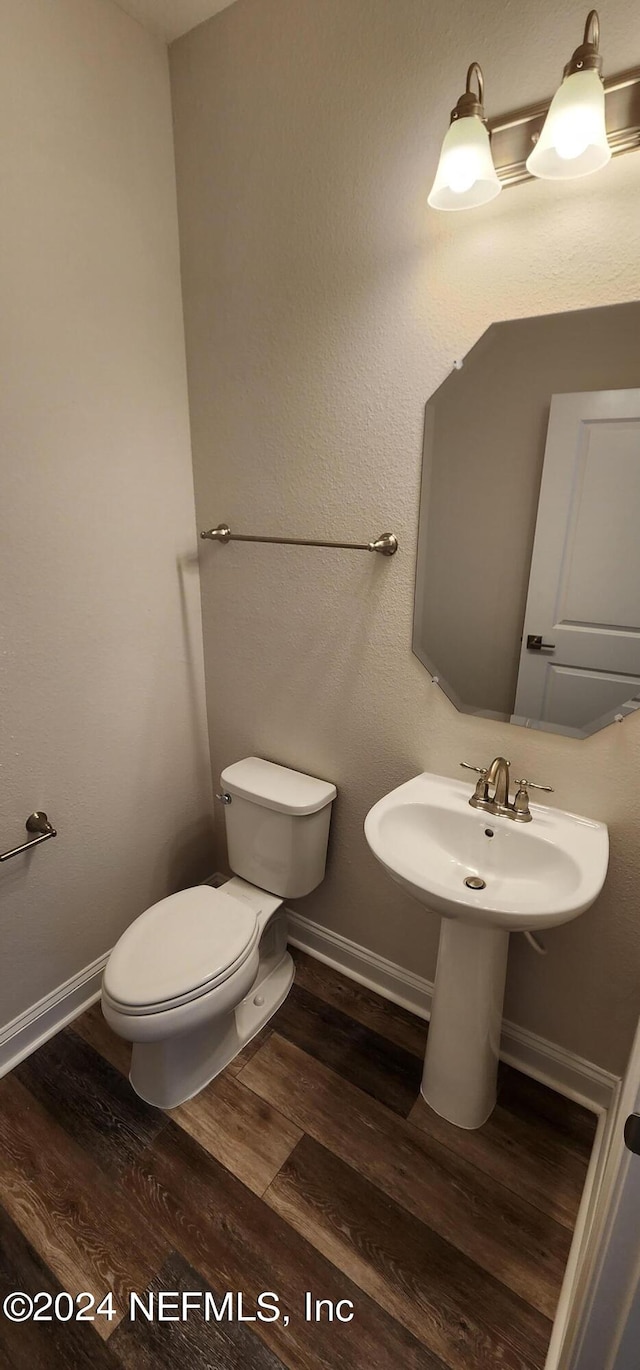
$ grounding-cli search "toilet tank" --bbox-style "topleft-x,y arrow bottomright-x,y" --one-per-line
220,757 -> 336,898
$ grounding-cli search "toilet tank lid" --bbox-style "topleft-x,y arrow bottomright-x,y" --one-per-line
221,757 -> 336,815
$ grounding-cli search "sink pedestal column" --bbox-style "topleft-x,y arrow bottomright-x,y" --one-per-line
422,919 -> 510,1130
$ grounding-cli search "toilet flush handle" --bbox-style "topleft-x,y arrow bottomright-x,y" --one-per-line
215,791 -> 232,805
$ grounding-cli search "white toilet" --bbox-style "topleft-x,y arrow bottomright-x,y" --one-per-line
102,757 -> 336,1108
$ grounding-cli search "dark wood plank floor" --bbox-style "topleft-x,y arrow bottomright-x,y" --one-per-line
0,948 -> 597,1369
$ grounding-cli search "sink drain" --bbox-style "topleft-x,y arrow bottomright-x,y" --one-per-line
464,875 -> 486,890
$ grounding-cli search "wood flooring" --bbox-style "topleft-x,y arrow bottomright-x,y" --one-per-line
0,948 -> 597,1369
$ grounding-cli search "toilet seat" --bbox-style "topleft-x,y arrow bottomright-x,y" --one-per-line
103,886 -> 260,1015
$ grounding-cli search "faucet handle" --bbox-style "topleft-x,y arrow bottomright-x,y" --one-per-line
516,779 -> 554,793
461,762 -> 490,803
513,777 -> 553,822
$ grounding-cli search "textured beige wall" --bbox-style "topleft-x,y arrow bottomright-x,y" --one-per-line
171,0 -> 640,1075
417,302 -> 640,717
0,0 -> 213,1027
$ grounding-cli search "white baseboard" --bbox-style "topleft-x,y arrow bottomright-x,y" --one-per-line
287,909 -> 619,1115
0,896 -> 618,1118
0,952 -> 109,1079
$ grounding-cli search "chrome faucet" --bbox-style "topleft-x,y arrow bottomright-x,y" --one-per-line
460,758 -> 553,822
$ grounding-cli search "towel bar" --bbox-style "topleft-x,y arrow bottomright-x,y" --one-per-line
200,524 -> 398,556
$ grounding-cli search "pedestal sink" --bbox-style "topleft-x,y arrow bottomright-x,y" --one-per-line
364,772 -> 608,1129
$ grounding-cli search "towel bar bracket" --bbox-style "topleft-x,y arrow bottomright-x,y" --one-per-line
0,812 -> 57,863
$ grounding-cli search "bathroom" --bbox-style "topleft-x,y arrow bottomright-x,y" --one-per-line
1,0 -> 640,1365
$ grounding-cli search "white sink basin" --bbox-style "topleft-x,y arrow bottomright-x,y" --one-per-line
364,770 -> 608,1130
364,772 -> 608,931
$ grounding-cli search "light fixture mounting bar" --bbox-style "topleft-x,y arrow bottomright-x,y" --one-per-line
489,66 -> 640,185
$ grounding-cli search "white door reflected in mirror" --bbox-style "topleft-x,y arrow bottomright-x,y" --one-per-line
513,388 -> 640,732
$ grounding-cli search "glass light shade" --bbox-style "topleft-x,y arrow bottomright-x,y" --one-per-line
526,69 -> 611,179
428,115 -> 502,211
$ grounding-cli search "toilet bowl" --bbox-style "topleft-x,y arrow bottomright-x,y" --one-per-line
102,758 -> 336,1108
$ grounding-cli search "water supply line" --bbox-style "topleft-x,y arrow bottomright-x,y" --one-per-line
524,931 -> 547,955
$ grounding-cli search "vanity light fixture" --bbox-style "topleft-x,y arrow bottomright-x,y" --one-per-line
427,63 -> 502,210
428,9 -> 640,210
526,10 -> 611,179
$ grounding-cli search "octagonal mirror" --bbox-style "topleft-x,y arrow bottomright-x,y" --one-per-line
413,301 -> 640,738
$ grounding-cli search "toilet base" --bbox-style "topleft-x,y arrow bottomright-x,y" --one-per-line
129,950 -> 294,1109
